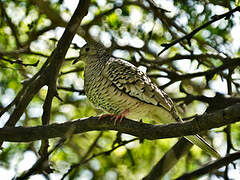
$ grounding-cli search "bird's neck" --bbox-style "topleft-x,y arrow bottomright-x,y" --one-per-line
84,54 -> 110,80
86,54 -> 111,68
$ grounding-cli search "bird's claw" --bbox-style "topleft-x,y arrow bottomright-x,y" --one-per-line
98,114 -> 113,120
112,109 -> 129,125
98,109 -> 129,125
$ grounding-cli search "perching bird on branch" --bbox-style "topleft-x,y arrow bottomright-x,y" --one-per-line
73,41 -> 221,158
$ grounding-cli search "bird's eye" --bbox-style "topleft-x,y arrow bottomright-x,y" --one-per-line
85,47 -> 90,52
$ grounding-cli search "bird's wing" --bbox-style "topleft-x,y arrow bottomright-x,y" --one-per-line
103,57 -> 175,112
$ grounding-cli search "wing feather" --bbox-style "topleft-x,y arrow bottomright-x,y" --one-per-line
103,57 -> 173,112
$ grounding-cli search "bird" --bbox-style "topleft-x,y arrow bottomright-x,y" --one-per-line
73,41 -> 221,158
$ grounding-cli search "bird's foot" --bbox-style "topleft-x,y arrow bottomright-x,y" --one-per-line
98,114 -> 113,120
111,109 -> 129,125
98,110 -> 129,125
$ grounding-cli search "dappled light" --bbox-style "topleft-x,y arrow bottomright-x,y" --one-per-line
0,0 -> 240,179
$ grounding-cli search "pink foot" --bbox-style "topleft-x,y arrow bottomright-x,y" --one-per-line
111,109 -> 129,125
98,114 -> 113,120
98,110 -> 129,125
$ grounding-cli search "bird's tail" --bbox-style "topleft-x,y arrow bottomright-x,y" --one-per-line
185,134 -> 221,158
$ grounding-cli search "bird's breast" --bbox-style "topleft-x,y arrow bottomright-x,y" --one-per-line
84,75 -> 145,116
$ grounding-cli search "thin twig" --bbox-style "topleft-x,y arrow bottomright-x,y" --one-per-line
61,132 -> 103,179
176,151 -> 240,180
158,6 -> 240,55
0,56 -> 39,67
16,138 -> 66,180
57,86 -> 85,95
0,1 -> 22,47
61,138 -> 138,179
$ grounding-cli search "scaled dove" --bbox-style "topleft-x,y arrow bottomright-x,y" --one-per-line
73,42 -> 220,158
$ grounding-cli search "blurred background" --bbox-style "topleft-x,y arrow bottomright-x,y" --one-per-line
0,0 -> 240,179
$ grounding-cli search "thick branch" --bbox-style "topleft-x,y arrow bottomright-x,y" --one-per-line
143,138 -> 192,180
0,103 -> 239,142
1,0 -> 90,127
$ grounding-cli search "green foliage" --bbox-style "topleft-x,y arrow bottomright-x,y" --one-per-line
236,0 -> 240,6
0,0 -> 239,179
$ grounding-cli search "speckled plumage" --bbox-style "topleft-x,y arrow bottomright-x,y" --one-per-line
73,41 -> 220,158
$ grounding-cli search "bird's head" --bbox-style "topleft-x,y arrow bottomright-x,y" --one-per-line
72,42 -> 110,64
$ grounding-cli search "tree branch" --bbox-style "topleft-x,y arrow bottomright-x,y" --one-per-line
176,151 -> 240,180
16,138 -> 66,180
158,6 -> 240,55
149,57 -> 240,81
0,1 -> 22,47
61,137 -> 138,180
0,103 -> 239,142
0,55 -> 39,67
143,138 -> 192,180
61,132 -> 103,179
0,0 -> 90,128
